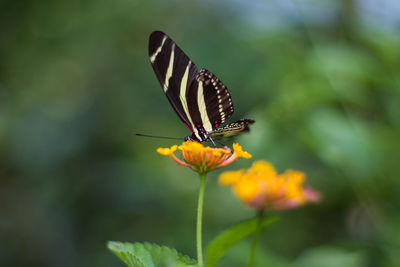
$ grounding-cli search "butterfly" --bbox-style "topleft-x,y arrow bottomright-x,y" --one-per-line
148,31 -> 254,146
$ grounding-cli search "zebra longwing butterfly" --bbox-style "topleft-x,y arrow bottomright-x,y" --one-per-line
149,31 -> 254,145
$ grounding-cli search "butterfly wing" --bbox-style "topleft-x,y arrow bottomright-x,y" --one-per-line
149,31 -> 241,142
148,31 -> 199,132
189,69 -> 234,133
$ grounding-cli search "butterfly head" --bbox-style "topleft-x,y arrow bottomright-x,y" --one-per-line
184,134 -> 205,143
184,126 -> 209,143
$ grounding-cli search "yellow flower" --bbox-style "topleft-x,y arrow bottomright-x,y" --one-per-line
219,160 -> 321,210
232,143 -> 252,159
156,145 -> 178,156
157,141 -> 252,174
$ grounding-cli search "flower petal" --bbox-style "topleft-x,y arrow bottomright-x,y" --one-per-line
219,170 -> 244,185
157,145 -> 178,156
233,178 -> 259,203
232,143 -> 252,159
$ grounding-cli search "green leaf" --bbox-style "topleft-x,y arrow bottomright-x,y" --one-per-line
108,241 -> 197,267
205,216 -> 277,266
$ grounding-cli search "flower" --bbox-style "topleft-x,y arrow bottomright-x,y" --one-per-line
157,141 -> 252,174
219,160 -> 321,210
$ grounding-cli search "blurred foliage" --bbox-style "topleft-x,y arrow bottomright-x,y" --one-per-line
0,0 -> 399,266
108,241 -> 197,267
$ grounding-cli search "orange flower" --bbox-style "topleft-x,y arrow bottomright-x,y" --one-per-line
157,141 -> 252,174
219,160 -> 321,210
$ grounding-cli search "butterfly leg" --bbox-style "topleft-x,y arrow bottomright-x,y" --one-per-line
208,136 -> 217,147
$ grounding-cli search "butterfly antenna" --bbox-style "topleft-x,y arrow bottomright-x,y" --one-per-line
135,133 -> 182,140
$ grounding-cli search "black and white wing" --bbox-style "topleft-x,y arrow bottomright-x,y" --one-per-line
149,31 -> 198,133
188,69 -> 234,133
148,31 -> 234,137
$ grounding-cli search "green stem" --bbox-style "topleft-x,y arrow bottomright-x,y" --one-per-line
196,173 -> 206,266
248,209 -> 264,267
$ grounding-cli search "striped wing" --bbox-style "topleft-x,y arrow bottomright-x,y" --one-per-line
191,69 -> 234,132
149,31 -> 198,132
148,31 -> 234,135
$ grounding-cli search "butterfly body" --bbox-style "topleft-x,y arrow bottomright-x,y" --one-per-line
148,31 -> 254,144
210,118 -> 255,139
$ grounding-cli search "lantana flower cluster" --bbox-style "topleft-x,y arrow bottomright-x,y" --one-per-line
158,141 -> 321,211
157,141 -> 251,174
219,160 -> 321,211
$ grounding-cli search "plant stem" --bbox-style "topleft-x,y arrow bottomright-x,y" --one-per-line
196,173 -> 206,266
248,209 -> 264,267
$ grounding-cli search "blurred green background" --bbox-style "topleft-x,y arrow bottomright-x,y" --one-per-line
1,0 -> 400,266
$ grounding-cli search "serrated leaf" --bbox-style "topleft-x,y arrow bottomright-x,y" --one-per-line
205,216 -> 277,266
108,241 -> 197,267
